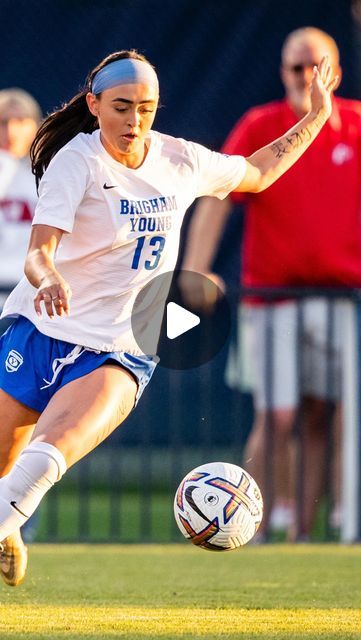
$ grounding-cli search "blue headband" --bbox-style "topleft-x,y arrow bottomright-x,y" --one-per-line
91,59 -> 159,95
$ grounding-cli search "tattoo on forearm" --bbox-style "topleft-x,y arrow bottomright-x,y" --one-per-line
270,127 -> 312,158
270,107 -> 327,158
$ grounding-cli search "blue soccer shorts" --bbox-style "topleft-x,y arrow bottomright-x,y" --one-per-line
0,316 -> 157,412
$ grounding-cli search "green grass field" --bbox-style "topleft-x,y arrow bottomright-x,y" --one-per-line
36,490 -> 176,543
0,544 -> 360,639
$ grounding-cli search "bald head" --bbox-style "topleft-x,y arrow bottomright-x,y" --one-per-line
280,27 -> 341,116
282,28 -> 340,67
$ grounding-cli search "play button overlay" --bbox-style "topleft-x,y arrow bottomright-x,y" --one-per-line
131,270 -> 231,369
166,302 -> 200,339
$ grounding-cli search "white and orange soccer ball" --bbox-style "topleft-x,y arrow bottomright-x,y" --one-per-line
174,462 -> 263,551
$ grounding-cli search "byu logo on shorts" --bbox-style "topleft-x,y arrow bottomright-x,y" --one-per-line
5,350 -> 24,373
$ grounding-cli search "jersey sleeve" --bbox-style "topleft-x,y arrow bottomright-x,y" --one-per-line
191,141 -> 247,200
32,148 -> 90,232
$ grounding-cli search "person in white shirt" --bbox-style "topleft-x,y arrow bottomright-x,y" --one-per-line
0,89 -> 42,547
0,89 -> 42,291
0,49 -> 337,586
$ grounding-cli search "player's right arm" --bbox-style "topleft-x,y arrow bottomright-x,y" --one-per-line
180,196 -> 232,309
183,195 -> 232,273
24,224 -> 71,317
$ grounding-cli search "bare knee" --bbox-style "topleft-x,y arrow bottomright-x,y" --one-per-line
31,367 -> 137,468
272,408 -> 296,437
252,408 -> 296,438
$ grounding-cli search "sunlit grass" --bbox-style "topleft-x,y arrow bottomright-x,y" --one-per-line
1,605 -> 360,639
0,545 -> 360,639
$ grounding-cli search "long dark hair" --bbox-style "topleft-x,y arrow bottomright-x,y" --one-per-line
30,50 -> 153,188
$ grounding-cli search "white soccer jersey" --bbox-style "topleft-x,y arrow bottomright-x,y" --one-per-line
2,129 -> 246,354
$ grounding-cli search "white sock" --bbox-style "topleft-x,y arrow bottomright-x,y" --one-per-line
0,441 -> 67,541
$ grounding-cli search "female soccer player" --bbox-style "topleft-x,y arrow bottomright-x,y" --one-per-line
0,50 -> 336,585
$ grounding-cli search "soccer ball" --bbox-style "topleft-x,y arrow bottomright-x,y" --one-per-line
174,461 -> 263,551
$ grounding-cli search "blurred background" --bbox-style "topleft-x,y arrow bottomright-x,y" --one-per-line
0,0 -> 360,544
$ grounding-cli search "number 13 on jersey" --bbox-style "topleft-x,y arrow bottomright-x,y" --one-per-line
131,235 -> 166,270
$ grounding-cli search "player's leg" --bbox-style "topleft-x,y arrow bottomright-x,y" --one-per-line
0,389 -> 39,475
0,389 -> 40,586
32,363 -> 138,467
0,363 -> 138,544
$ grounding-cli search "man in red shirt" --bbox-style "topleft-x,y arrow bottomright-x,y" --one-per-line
181,27 -> 361,539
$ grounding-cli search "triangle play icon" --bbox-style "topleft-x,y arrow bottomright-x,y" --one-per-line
166,302 -> 200,340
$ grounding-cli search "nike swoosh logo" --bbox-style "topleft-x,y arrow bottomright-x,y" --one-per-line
10,501 -> 29,518
184,485 -> 215,526
103,183 -> 117,190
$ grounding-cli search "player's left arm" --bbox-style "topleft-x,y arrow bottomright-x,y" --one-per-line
24,223 -> 71,317
235,56 -> 338,193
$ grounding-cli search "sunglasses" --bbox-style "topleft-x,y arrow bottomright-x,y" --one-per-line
286,63 -> 319,73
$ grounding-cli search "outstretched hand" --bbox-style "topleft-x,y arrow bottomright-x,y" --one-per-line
310,56 -> 339,119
